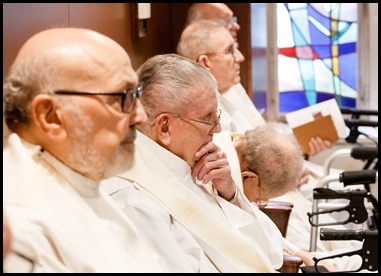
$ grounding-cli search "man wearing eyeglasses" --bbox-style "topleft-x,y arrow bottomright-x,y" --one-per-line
3,27 -> 168,272
183,3 -> 332,190
183,4 -> 267,135
181,13 -> 338,214
177,20 -> 252,186
185,3 -> 332,157
177,19 -> 246,133
102,53 -> 284,272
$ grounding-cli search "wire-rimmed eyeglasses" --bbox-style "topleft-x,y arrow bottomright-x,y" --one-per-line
225,16 -> 238,28
54,86 -> 143,113
171,109 -> 222,133
204,43 -> 238,60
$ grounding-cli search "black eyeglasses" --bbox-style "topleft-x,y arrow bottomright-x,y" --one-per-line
54,86 -> 143,113
171,109 -> 222,133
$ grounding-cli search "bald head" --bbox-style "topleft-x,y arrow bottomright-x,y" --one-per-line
14,27 -> 136,91
186,3 -> 240,42
177,20 -> 231,61
4,27 -> 144,180
186,3 -> 233,25
4,27 -> 137,128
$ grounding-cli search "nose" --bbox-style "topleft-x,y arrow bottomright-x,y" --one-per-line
231,21 -> 240,31
234,48 -> 245,63
132,99 -> 148,124
211,121 -> 222,135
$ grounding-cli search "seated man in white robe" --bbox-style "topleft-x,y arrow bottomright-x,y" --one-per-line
3,27 -> 168,273
182,5 -> 333,196
233,126 -> 366,272
184,3 -> 332,157
102,54 -> 284,272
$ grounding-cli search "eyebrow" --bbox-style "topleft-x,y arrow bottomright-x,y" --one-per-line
202,110 -> 216,119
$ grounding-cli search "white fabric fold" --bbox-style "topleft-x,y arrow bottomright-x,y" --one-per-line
117,131 -> 283,272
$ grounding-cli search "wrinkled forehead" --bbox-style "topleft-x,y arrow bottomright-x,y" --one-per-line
190,85 -> 218,111
15,28 -> 138,89
54,44 -> 137,90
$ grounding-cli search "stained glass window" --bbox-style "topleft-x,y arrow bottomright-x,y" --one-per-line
277,3 -> 358,113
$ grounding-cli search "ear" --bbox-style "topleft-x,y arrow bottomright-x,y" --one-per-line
152,113 -> 172,146
241,170 -> 260,203
30,94 -> 67,141
197,55 -> 212,70
241,170 -> 259,187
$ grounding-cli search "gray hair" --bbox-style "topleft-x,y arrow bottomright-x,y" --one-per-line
136,53 -> 218,133
242,126 -> 304,193
177,20 -> 227,62
3,55 -> 58,129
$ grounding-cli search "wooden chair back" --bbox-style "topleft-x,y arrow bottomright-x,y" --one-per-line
259,200 -> 293,237
259,200 -> 303,273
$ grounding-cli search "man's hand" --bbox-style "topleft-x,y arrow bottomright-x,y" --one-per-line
192,141 -> 236,201
295,250 -> 337,272
296,166 -> 310,190
308,137 -> 332,156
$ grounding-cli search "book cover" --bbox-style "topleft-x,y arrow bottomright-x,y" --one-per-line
286,99 -> 347,154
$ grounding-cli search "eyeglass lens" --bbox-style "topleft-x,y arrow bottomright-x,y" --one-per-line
123,86 -> 142,113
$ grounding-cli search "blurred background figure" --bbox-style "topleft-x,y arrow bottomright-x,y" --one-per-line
186,3 -> 241,44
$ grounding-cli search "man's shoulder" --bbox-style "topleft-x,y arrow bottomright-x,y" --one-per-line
102,176 -> 171,215
101,176 -> 135,195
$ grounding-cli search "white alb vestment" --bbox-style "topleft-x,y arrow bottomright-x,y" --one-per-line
102,131 -> 284,272
217,92 -> 240,132
3,133 -> 168,273
221,83 -> 266,132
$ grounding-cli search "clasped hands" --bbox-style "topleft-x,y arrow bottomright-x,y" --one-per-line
191,141 -> 236,201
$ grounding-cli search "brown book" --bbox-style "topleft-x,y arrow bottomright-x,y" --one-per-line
291,115 -> 339,155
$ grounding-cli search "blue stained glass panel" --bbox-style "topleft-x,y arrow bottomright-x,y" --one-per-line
278,3 -> 358,111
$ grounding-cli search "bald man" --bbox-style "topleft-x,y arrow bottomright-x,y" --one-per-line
186,3 -> 240,43
177,20 -> 245,132
184,3 -> 332,157
3,28 -> 168,272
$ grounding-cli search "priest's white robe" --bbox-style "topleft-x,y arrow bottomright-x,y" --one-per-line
102,131 -> 284,273
3,133 -> 168,273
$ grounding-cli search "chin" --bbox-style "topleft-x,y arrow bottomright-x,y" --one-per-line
104,147 -> 134,178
